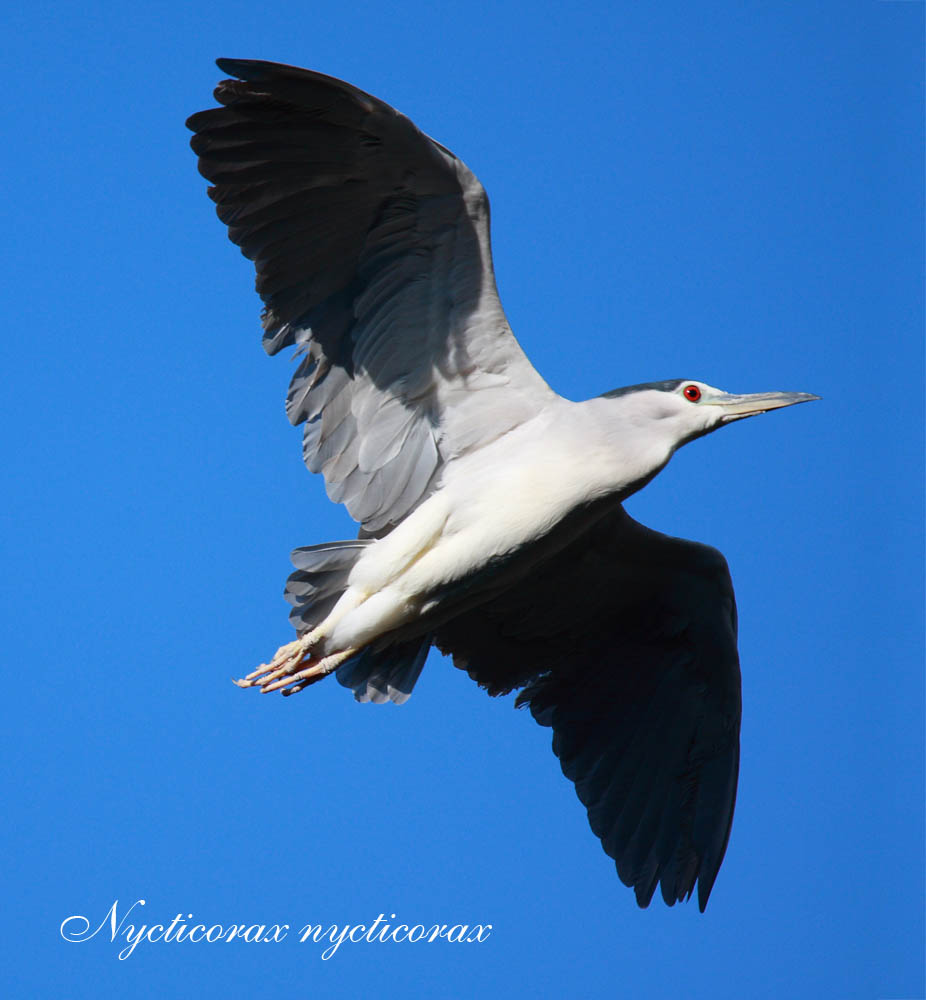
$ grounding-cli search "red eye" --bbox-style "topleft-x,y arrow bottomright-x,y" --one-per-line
683,384 -> 701,402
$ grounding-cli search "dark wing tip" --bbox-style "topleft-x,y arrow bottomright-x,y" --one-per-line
215,56 -> 254,77
214,56 -> 310,79
210,58 -> 383,112
214,57 -> 309,81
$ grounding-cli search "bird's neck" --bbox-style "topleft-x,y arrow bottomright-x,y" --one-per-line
576,395 -> 679,502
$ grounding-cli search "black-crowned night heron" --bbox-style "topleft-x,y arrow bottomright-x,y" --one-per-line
187,59 -> 817,911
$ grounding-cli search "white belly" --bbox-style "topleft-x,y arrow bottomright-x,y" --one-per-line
324,408 -> 629,652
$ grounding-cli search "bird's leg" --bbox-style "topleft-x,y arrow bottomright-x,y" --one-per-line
233,635 -> 358,697
267,647 -> 359,696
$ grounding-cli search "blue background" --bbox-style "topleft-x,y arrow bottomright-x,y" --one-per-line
4,2 -> 923,997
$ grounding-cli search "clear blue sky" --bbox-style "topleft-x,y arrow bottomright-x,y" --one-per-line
4,2 -> 923,998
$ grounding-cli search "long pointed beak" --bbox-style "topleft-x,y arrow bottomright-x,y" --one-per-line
709,390 -> 820,422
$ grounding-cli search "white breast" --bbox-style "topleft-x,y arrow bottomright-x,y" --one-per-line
326,395 -> 668,651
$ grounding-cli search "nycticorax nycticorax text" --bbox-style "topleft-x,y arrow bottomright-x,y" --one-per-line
187,59 -> 817,911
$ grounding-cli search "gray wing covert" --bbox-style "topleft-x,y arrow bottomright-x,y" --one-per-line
187,59 -> 554,533
433,506 -> 742,910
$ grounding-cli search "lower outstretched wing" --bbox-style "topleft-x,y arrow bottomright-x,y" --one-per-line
434,505 -> 741,910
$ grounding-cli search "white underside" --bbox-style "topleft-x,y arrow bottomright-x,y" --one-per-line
319,396 -> 672,655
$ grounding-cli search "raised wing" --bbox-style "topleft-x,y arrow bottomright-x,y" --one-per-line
433,506 -> 741,910
187,59 -> 555,534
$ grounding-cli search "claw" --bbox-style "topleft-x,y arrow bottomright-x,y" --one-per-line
281,679 -> 314,696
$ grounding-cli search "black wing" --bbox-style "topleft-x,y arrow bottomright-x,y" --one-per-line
433,506 -> 741,910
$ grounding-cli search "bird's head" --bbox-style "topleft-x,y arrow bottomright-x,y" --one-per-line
602,379 -> 819,453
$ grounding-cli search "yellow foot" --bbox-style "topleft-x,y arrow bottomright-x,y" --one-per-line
233,641 -> 358,697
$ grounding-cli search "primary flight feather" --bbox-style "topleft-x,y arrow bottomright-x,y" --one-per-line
187,59 -> 817,910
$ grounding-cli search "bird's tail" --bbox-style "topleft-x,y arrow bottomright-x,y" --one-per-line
284,540 -> 430,704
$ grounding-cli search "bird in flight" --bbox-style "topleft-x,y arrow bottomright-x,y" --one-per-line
187,59 -> 817,911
